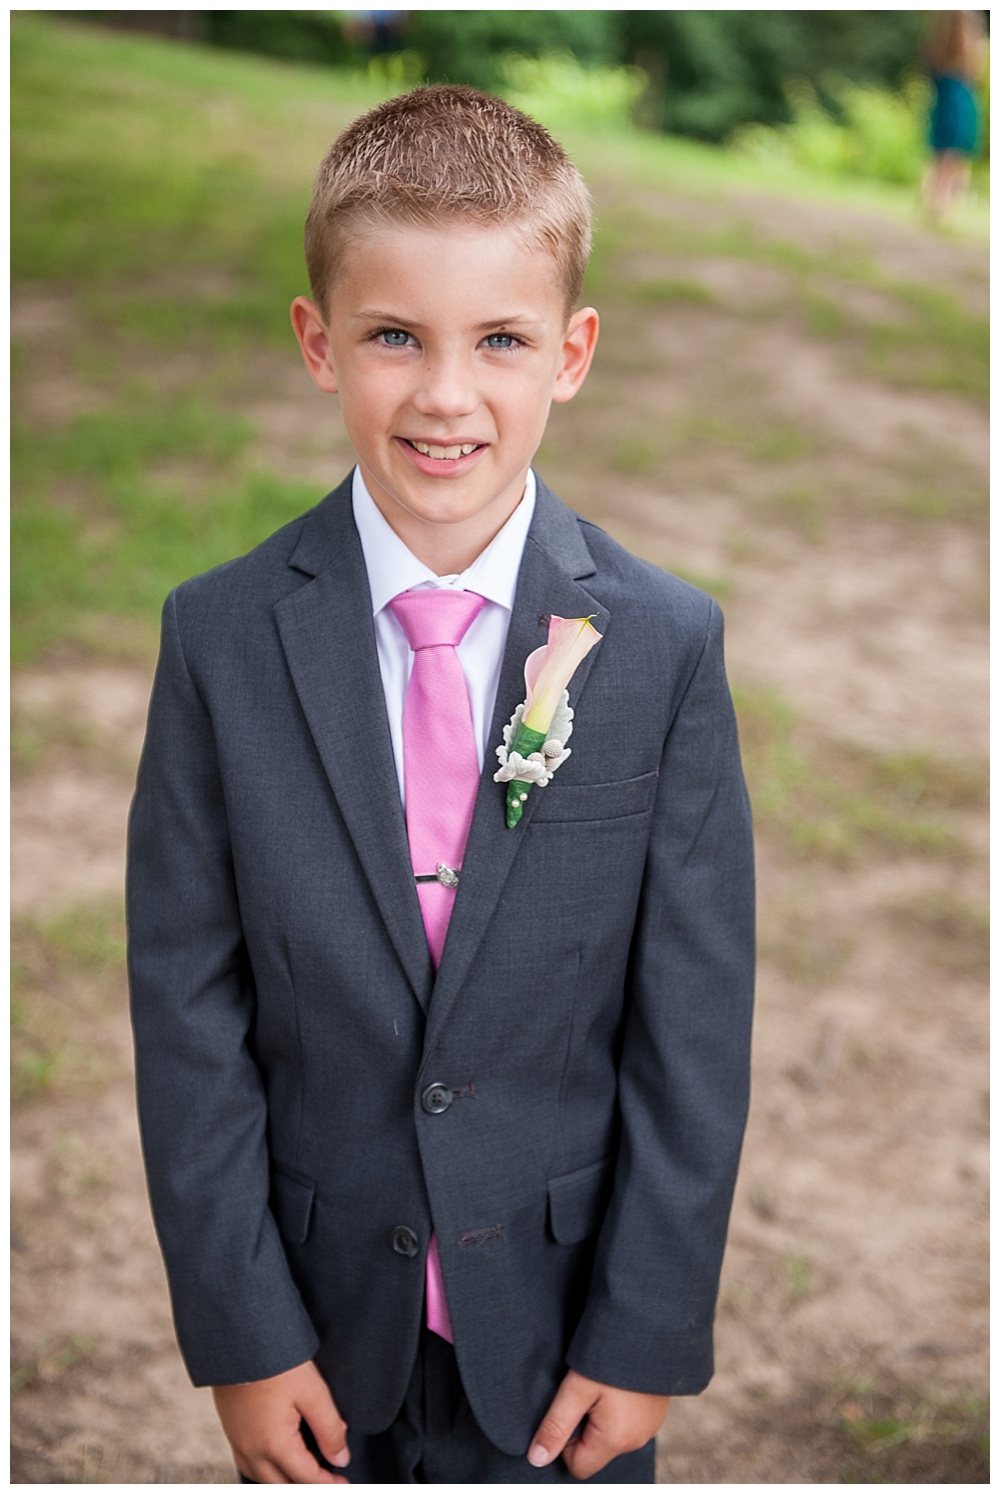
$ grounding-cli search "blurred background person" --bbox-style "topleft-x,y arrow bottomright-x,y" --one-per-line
921,9 -> 987,224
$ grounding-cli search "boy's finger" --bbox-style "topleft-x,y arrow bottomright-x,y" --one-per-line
247,1456 -> 291,1483
295,1386 -> 351,1468
271,1439 -> 342,1484
561,1421 -> 620,1482
527,1373 -> 599,1467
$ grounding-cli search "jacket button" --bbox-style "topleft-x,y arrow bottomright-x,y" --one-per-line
391,1226 -> 419,1258
421,1082 -> 453,1115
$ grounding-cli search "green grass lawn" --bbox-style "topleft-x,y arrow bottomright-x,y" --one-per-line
11,13 -> 989,665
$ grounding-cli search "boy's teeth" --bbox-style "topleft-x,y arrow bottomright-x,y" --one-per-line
412,442 -> 478,459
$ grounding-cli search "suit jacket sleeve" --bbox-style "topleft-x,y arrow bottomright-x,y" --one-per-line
126,588 -> 320,1386
566,598 -> 755,1395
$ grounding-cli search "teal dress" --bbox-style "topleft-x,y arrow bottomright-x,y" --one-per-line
929,73 -> 981,155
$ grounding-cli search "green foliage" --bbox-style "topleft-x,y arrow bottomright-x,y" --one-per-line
81,10 -> 934,150
619,10 -> 929,142
500,53 -> 644,135
206,10 -> 359,68
736,75 -> 935,187
401,10 -> 618,93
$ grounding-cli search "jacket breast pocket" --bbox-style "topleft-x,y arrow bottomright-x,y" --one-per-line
531,771 -> 659,824
548,1158 -> 613,1245
270,1165 -> 316,1246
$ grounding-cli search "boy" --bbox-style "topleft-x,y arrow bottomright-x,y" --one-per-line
127,85 -> 754,1484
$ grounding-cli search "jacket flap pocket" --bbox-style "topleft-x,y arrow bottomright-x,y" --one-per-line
548,1159 -> 613,1245
531,771 -> 659,824
270,1167 -> 316,1246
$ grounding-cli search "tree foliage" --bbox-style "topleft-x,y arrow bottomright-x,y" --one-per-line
82,10 -> 942,143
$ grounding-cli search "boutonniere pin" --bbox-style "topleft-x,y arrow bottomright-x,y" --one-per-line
494,615 -> 603,828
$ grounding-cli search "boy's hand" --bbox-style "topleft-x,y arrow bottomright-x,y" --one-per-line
528,1369 -> 670,1480
212,1360 -> 350,1483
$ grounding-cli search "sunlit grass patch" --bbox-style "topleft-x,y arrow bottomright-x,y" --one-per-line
11,14 -> 370,292
12,395 -> 322,663
734,687 -> 976,865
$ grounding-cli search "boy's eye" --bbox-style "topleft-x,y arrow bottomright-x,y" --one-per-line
484,333 -> 517,350
377,329 -> 413,347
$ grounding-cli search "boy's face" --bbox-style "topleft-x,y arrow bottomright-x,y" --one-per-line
291,221 -> 598,569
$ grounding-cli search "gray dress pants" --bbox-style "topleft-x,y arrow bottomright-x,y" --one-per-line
240,1329 -> 656,1484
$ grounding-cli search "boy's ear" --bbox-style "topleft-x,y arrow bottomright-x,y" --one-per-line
552,307 -> 599,405
290,296 -> 339,394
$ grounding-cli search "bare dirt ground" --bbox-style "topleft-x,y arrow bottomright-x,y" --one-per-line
11,182 -> 988,1482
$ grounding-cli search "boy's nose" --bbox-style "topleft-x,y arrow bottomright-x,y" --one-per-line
411,360 -> 479,421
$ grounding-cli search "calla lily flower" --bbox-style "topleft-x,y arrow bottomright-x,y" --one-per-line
494,615 -> 603,827
522,616 -> 603,736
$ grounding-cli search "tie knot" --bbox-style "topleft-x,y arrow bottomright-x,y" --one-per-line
389,588 -> 485,651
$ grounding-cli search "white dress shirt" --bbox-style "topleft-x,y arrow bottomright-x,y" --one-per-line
352,466 -> 536,806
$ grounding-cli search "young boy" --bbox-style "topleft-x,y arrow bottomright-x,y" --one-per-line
127,85 -> 754,1484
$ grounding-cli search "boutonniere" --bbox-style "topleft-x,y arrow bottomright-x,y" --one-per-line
494,615 -> 603,827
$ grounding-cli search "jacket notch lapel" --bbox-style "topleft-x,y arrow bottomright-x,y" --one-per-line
275,495 -> 433,1012
424,496 -> 611,1050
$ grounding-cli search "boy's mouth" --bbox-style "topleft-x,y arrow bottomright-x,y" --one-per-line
404,440 -> 482,461
397,437 -> 488,476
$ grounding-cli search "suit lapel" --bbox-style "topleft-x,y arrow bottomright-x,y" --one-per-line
424,481 -> 610,1051
274,481 -> 434,1012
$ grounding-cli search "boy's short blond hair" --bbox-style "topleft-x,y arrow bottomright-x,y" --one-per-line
305,84 -> 592,318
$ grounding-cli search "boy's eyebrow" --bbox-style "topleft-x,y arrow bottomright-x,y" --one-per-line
473,314 -> 547,331
350,309 -> 547,330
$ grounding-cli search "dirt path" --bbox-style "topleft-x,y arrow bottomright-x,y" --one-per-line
11,182 -> 987,1482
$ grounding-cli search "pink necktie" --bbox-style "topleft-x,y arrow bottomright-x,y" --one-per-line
389,587 -> 486,1343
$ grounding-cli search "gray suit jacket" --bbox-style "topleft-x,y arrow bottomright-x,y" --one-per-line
126,472 -> 754,1456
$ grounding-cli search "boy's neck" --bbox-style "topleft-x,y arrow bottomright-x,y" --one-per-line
360,464 -> 530,576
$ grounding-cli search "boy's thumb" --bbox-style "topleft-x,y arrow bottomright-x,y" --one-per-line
527,1373 -> 597,1467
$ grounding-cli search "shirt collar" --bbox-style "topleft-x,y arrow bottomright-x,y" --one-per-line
352,466 -> 536,617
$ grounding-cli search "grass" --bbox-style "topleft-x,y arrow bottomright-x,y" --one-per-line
833,1378 -> 988,1481
12,396 -> 319,663
733,686 -> 981,866
10,1334 -> 99,1398
11,13 -> 988,671
586,197 -> 988,401
11,901 -> 125,1102
784,1251 -> 815,1305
